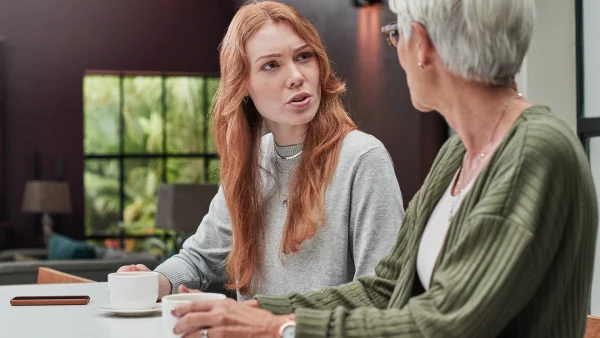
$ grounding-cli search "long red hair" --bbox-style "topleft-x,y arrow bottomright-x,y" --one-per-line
212,0 -> 356,294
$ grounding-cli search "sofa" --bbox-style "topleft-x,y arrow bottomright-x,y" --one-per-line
0,248 -> 160,285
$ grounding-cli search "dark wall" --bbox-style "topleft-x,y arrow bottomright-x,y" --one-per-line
0,0 -> 446,248
0,1 -> 235,247
233,0 -> 447,206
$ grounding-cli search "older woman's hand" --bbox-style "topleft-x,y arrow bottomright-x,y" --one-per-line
171,298 -> 291,338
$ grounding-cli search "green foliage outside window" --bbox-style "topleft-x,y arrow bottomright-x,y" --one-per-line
83,74 -> 220,254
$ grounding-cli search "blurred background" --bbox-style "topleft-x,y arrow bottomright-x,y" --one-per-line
0,0 -> 596,312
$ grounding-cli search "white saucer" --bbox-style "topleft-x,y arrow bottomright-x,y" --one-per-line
97,304 -> 161,317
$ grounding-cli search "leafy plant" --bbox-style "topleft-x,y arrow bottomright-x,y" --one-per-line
83,75 -> 221,244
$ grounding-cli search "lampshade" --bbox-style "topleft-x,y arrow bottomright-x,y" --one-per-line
155,184 -> 219,234
21,181 -> 72,214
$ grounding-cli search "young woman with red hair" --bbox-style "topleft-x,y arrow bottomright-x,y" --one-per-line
119,0 -> 404,301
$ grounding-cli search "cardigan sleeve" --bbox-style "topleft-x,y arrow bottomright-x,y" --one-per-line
291,217 -> 539,337
265,125 -> 579,337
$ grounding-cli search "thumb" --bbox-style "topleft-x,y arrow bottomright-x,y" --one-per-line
178,285 -> 202,294
135,264 -> 150,271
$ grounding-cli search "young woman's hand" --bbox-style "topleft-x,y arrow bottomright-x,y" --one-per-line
116,264 -> 172,299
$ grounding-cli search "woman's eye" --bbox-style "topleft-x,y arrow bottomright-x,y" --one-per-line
297,52 -> 313,61
262,61 -> 279,71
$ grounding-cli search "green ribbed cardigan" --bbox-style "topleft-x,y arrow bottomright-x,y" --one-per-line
256,105 -> 598,337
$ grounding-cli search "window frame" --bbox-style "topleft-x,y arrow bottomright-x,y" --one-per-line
576,0 -> 600,148
83,70 -> 220,237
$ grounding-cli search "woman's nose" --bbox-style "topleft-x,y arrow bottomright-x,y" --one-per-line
286,65 -> 305,88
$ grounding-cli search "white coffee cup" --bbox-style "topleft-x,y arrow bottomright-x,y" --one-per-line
162,293 -> 227,338
107,271 -> 159,310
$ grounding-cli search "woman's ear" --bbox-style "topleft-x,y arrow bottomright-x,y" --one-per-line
411,22 -> 433,67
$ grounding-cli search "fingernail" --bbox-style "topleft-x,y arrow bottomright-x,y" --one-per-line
171,309 -> 176,316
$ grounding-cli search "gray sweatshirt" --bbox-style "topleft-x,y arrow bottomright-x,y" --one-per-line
154,130 -> 404,300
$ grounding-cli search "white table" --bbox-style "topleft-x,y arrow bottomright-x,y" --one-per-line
0,282 -> 167,338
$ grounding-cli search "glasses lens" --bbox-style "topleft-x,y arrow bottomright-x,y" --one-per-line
382,22 -> 399,49
389,31 -> 399,48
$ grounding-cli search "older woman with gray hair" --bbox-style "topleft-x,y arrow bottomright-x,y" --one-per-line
167,0 -> 597,337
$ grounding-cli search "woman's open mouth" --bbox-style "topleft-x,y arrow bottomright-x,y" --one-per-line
287,92 -> 312,108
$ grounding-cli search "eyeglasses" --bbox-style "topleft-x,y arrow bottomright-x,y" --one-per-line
381,21 -> 399,49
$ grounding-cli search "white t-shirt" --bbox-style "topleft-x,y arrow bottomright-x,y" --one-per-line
416,168 -> 475,290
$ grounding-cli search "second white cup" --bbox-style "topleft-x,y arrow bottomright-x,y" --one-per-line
162,293 -> 227,338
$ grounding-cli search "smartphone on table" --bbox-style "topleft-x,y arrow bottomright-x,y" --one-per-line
10,295 -> 90,306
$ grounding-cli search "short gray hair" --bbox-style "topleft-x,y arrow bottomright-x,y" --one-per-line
390,0 -> 535,86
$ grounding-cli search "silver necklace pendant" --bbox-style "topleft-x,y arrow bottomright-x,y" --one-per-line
450,92 -> 523,223
455,91 -> 523,202
275,159 -> 296,173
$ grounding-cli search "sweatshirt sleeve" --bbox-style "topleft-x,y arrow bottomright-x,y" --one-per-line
154,186 -> 232,294
348,147 -> 404,278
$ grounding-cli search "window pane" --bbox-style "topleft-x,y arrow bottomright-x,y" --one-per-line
166,77 -> 204,153
123,159 -> 162,231
166,158 -> 205,184
589,137 -> 600,314
208,159 -> 220,184
584,0 -> 600,117
206,77 -> 220,153
83,76 -> 120,154
84,159 -> 120,234
123,77 -> 163,153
